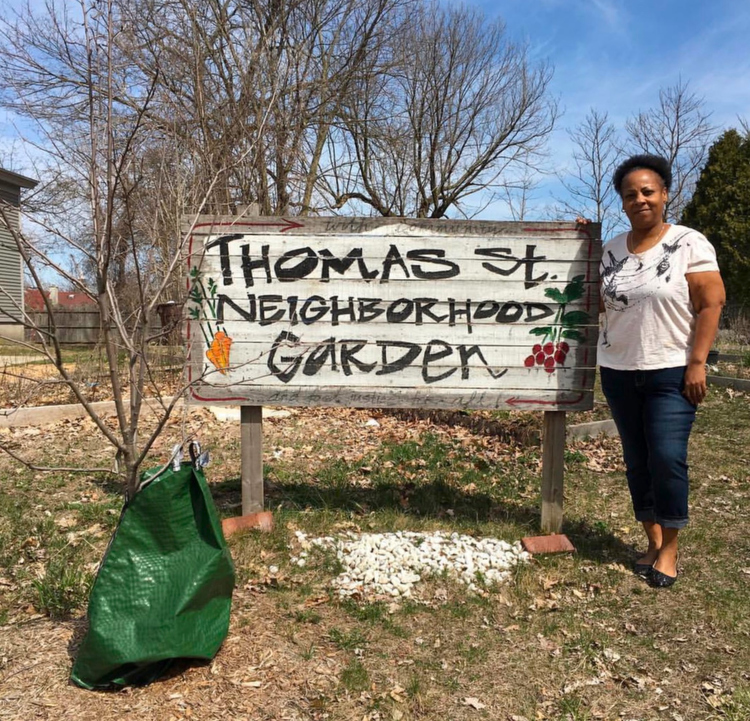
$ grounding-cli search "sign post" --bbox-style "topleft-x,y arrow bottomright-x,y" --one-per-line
240,404 -> 263,514
541,410 -> 566,533
184,217 -> 601,535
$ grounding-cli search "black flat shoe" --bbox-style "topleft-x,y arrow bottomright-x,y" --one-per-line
648,568 -> 678,588
634,562 -> 653,578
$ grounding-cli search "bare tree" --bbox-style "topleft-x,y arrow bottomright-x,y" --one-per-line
0,0 -> 563,496
625,80 -> 716,221
556,109 -> 622,238
498,168 -> 539,222
123,0 -> 410,217
331,2 -> 557,218
0,0 -> 268,495
0,0 -> 417,493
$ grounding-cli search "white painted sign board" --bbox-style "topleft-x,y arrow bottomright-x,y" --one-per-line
185,218 -> 601,412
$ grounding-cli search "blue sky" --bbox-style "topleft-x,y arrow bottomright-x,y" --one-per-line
458,0 -> 750,220
2,0 -> 749,227
493,0 -> 750,127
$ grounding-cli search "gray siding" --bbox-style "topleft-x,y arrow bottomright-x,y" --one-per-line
0,200 -> 22,323
0,184 -> 20,205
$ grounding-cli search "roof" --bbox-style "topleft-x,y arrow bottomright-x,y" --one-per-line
25,288 -> 97,311
0,168 -> 38,190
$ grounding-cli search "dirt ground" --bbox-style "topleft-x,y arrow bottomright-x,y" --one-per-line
1,391 -> 750,720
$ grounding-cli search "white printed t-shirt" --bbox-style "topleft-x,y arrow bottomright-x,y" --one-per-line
598,224 -> 719,370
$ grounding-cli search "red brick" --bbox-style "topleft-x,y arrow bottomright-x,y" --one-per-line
521,534 -> 576,555
222,511 -> 274,537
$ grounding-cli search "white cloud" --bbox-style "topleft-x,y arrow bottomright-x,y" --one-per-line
587,0 -> 627,31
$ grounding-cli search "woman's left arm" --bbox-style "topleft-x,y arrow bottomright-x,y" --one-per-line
685,271 -> 726,404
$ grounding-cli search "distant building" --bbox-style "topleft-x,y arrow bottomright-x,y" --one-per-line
24,286 -> 96,311
0,168 -> 38,342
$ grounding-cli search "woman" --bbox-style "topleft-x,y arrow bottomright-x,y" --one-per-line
599,154 -> 725,588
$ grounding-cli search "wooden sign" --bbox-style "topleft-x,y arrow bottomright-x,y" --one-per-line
185,218 -> 601,412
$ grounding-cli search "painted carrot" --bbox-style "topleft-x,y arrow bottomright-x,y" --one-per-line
206,330 -> 232,374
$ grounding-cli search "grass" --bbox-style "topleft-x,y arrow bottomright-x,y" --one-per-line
340,658 -> 369,692
0,468 -> 104,621
263,430 -> 542,530
32,552 -> 93,619
1,389 -> 749,719
293,608 -> 322,624
558,694 -> 593,720
226,391 -> 750,717
328,627 -> 368,651
0,340 -> 45,358
722,686 -> 750,720
406,673 -> 423,701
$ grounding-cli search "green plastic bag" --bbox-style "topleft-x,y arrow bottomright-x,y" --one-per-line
71,456 -> 235,689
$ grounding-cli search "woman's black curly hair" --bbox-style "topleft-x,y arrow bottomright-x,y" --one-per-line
612,154 -> 672,196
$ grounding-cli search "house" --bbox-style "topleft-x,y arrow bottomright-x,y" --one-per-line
24,286 -> 97,311
0,167 -> 38,342
23,285 -> 99,345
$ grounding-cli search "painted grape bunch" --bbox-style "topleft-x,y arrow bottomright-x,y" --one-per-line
525,340 -> 570,372
526,275 -> 589,374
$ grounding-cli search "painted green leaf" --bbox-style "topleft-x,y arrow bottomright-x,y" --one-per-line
529,327 -> 552,337
563,275 -> 585,302
544,287 -> 568,304
189,288 -> 203,304
188,307 -> 200,319
189,266 -> 201,279
562,310 -> 590,326
561,329 -> 585,341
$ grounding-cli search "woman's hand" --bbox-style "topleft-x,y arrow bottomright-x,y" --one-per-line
683,361 -> 708,405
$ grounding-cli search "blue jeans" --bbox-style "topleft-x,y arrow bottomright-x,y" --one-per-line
600,366 -> 696,529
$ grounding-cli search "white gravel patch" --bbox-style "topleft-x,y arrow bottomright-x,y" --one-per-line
289,530 -> 530,600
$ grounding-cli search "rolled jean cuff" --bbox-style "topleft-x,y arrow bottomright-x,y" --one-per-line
656,515 -> 689,530
633,509 -> 688,529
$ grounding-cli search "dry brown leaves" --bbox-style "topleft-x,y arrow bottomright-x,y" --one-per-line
0,358 -> 182,411
569,436 -> 624,473
0,591 -> 357,721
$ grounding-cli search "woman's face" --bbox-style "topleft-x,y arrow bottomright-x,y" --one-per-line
620,169 -> 668,230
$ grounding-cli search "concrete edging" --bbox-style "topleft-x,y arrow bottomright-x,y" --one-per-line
567,418 -> 619,440
706,375 -> 750,392
0,399 -> 293,427
0,398 -> 185,427
1,374 -> 744,430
